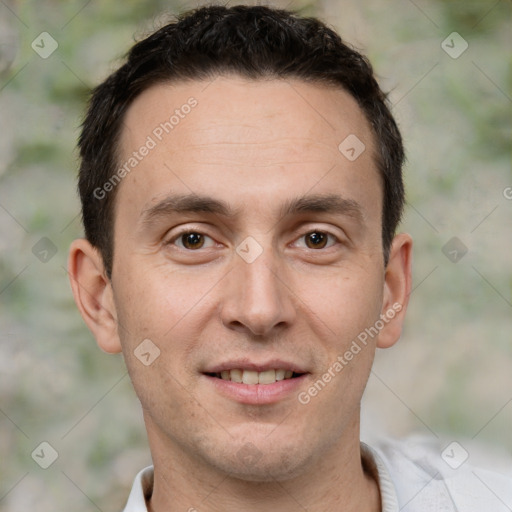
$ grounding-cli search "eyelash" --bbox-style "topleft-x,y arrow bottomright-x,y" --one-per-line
166,227 -> 341,251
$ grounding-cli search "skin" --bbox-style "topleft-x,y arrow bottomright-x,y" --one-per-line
69,77 -> 412,511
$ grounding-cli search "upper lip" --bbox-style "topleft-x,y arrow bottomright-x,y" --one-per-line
203,359 -> 309,374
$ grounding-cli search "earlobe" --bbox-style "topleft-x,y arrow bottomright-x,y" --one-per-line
67,239 -> 122,354
377,233 -> 413,349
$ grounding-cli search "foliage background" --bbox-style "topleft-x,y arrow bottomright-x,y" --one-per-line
0,0 -> 510,510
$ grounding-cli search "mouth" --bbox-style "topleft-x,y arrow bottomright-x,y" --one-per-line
201,360 -> 310,404
204,369 -> 306,385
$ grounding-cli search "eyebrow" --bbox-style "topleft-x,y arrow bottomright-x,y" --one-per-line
279,194 -> 364,223
139,194 -> 240,228
139,192 -> 364,227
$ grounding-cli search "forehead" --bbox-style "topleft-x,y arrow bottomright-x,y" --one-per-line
120,76 -> 373,155
116,77 -> 380,225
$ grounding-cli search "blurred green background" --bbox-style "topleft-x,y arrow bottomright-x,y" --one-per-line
0,0 -> 510,510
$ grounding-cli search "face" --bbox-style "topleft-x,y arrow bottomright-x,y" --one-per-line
89,77 -> 407,481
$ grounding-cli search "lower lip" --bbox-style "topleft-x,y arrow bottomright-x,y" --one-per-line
202,374 -> 309,405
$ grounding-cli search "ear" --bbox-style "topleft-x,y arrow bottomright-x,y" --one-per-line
377,232 -> 413,349
68,238 -> 122,354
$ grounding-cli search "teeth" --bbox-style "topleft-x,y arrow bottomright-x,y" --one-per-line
242,370 -> 259,385
258,369 -> 276,384
275,369 -> 286,381
215,369 -> 299,385
230,369 -> 243,383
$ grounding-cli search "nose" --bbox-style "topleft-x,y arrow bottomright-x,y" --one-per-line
220,245 -> 296,337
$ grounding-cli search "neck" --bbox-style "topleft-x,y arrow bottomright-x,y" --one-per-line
145,415 -> 381,512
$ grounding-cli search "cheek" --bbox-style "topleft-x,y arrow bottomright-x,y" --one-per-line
293,267 -> 383,412
112,266 -> 220,398
114,265 -> 218,341
112,270 -> 207,419
297,267 -> 384,347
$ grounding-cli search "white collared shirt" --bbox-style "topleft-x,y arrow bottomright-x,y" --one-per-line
122,437 -> 512,511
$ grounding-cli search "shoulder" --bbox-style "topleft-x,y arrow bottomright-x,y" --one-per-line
366,435 -> 512,512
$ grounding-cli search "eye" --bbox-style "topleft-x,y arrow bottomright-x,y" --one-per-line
170,231 -> 216,250
295,231 -> 338,250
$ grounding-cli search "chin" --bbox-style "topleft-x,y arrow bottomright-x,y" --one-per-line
207,441 -> 315,483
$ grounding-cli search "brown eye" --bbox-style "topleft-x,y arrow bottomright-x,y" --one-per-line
168,230 -> 216,251
180,232 -> 205,249
305,231 -> 328,249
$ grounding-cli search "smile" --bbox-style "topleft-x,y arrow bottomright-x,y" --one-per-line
206,369 -> 304,385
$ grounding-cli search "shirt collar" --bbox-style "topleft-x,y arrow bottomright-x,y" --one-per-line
361,442 -> 400,512
122,465 -> 154,512
122,443 -> 398,512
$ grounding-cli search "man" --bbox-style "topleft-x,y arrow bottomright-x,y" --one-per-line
68,5 -> 512,511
